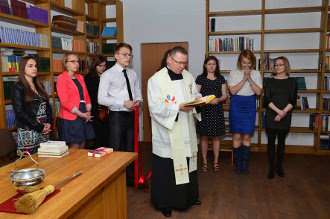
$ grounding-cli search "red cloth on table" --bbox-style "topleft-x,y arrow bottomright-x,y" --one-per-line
0,189 -> 61,215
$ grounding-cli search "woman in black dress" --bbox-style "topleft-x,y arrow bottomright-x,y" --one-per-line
264,56 -> 297,179
196,56 -> 227,172
84,55 -> 108,148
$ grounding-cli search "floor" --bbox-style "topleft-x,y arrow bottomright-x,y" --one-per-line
127,143 -> 330,219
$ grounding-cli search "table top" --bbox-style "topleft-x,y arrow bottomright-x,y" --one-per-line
0,149 -> 137,218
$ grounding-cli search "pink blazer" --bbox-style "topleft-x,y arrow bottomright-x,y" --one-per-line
56,71 -> 92,120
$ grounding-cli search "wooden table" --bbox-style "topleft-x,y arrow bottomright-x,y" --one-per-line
0,149 -> 137,218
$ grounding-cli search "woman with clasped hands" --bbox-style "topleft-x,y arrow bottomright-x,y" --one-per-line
57,52 -> 95,149
263,56 -> 297,179
228,49 -> 262,174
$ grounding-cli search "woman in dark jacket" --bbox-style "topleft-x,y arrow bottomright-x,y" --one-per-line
12,56 -> 52,156
84,55 -> 108,148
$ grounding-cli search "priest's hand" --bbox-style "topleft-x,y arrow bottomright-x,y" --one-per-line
179,105 -> 194,112
195,95 -> 202,100
124,100 -> 136,109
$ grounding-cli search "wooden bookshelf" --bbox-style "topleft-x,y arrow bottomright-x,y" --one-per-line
0,0 -> 124,139
206,0 -> 330,155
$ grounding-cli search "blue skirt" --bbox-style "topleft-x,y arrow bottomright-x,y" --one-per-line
229,95 -> 256,134
61,103 -> 95,143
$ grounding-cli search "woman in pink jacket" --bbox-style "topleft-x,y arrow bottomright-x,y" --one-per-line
56,52 -> 95,148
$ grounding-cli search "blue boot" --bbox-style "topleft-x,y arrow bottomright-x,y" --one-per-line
233,147 -> 242,174
241,145 -> 251,175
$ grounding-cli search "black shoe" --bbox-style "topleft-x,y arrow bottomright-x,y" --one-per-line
193,200 -> 201,205
161,208 -> 172,217
277,166 -> 284,177
267,169 -> 274,179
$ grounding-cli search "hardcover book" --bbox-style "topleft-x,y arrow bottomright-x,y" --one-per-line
180,95 -> 216,107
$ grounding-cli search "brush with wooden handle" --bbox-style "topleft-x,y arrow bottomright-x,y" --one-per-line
15,171 -> 83,214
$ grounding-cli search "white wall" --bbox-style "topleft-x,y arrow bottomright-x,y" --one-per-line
122,0 -> 206,78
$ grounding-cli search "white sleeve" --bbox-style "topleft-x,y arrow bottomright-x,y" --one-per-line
147,76 -> 179,130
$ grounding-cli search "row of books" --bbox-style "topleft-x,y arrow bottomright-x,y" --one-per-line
41,81 -> 51,95
3,81 -> 15,100
0,26 -> 49,48
52,15 -> 84,33
52,36 -> 85,52
86,23 -> 100,37
101,27 -> 116,37
320,134 -> 330,150
87,41 -> 99,54
53,59 -> 64,73
263,53 -> 274,70
102,43 -> 116,54
0,0 -> 48,24
322,98 -> 330,111
296,95 -> 309,110
309,113 -> 330,131
324,76 -> 330,91
5,109 -> 15,128
208,37 -> 254,52
1,55 -> 21,72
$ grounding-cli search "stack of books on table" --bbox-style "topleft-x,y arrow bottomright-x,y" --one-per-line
88,147 -> 113,158
38,141 -> 69,158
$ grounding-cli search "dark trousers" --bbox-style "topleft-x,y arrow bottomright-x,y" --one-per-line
108,110 -> 135,184
91,115 -> 109,149
266,129 -> 289,170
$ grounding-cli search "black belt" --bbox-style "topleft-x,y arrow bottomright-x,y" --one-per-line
109,110 -> 134,115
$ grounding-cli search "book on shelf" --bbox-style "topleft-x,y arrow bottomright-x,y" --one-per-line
209,18 -> 215,32
295,77 -> 307,90
300,96 -> 309,110
101,27 -> 116,37
88,147 -> 114,158
180,95 -> 215,107
319,134 -> 330,150
309,113 -> 319,130
208,37 -> 254,52
295,95 -> 301,110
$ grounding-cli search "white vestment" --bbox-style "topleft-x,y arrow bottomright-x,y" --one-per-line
147,67 -> 201,185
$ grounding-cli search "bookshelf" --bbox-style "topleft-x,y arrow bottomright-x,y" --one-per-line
206,0 -> 330,155
0,0 -> 124,138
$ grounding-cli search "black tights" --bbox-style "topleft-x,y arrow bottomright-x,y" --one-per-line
267,129 -> 289,170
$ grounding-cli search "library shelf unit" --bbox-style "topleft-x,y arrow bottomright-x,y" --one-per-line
0,0 -> 123,140
206,0 -> 330,155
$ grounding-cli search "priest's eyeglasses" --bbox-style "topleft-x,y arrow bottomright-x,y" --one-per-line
117,53 -> 134,58
170,56 -> 188,66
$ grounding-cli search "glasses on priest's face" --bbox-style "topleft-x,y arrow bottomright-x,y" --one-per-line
117,53 -> 134,58
66,60 -> 80,64
170,56 -> 188,66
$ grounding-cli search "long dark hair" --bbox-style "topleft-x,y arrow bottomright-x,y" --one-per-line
158,49 -> 171,71
87,55 -> 107,79
202,56 -> 220,78
17,56 -> 48,103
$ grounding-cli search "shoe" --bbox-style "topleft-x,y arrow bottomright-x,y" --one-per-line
213,163 -> 219,172
241,145 -> 251,175
201,164 -> 208,173
276,165 -> 284,177
233,147 -> 242,174
267,169 -> 274,179
161,208 -> 172,217
193,200 -> 201,205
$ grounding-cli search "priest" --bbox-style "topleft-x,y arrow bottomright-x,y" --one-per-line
147,46 -> 202,217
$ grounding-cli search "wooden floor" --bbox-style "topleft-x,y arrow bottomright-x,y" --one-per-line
128,143 -> 330,219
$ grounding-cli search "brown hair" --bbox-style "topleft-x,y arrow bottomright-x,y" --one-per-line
87,55 -> 107,78
272,56 -> 291,76
202,56 -> 220,78
114,43 -> 132,54
169,46 -> 188,58
17,56 -> 48,103
237,49 -> 256,70
62,52 -> 79,70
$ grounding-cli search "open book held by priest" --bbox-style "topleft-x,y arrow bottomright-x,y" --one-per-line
179,95 -> 215,107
